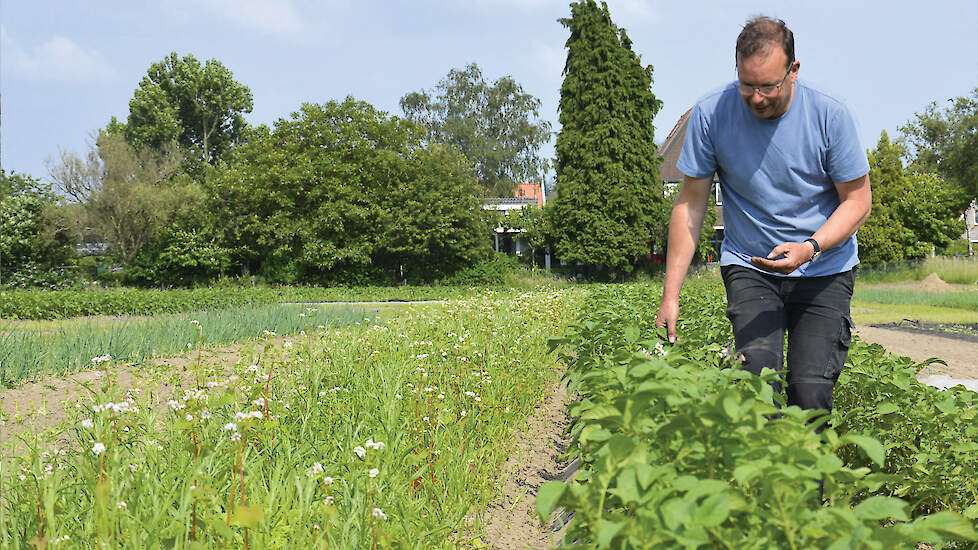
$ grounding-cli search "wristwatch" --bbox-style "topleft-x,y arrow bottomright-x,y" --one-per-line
804,238 -> 821,262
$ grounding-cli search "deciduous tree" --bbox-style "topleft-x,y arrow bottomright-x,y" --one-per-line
212,98 -> 488,284
127,52 -> 254,167
400,63 -> 552,197
858,131 -> 966,263
900,87 -> 978,196
47,132 -> 197,264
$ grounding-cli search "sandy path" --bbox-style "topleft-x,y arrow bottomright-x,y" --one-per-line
854,326 -> 978,379
482,378 -> 573,549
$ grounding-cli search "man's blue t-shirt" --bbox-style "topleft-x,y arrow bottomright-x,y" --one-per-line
677,81 -> 870,277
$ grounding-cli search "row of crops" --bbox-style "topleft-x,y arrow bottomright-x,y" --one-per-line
540,282 -> 978,548
0,285 -> 485,320
1,288 -> 581,548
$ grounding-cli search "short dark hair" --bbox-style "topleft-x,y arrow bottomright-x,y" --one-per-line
736,16 -> 795,69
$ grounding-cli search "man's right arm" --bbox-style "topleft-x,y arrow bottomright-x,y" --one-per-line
655,175 -> 713,342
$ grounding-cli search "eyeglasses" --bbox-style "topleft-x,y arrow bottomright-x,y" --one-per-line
738,65 -> 793,97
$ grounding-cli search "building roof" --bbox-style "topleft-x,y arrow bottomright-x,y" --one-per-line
656,108 -> 693,183
658,108 -> 724,230
515,182 -> 544,207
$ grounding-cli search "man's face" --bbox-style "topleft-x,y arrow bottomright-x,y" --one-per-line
736,47 -> 798,120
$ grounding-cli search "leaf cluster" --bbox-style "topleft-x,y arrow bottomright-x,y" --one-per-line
209,97 -> 490,285
401,63 -> 552,197
899,87 -> 978,196
858,131 -> 969,264
541,282 -> 978,548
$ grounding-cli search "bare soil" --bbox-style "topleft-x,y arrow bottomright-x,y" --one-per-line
854,325 -> 978,379
482,378 -> 574,549
0,340 -> 278,449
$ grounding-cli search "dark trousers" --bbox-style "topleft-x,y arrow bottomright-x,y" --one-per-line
720,265 -> 855,412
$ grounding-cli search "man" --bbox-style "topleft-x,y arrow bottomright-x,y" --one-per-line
654,16 -> 872,414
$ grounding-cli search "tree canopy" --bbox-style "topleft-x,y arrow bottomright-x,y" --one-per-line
210,98 -> 489,285
900,87 -> 978,196
47,131 -> 196,264
127,52 -> 254,166
858,131 -> 967,263
548,0 -> 664,277
400,63 -> 552,197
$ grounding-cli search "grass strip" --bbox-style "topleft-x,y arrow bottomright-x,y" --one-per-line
853,288 -> 978,310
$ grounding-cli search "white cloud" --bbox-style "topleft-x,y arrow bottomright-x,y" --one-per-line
1,26 -> 113,82
199,0 -> 305,36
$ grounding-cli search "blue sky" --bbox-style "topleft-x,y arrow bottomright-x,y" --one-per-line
2,0 -> 976,183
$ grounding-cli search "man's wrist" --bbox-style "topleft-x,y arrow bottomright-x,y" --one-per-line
804,238 -> 821,262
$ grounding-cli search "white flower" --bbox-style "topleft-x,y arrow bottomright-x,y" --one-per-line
368,468 -> 379,478
117,501 -> 127,509
354,446 -> 366,458
201,410 -> 212,420
372,507 -> 387,520
461,410 -> 467,417
91,354 -> 112,366
223,422 -> 238,432
323,476 -> 334,485
231,432 -> 242,442
283,341 -> 293,349
306,462 -> 324,478
81,419 -> 94,429
185,414 -> 194,422
325,495 -> 335,505
92,442 -> 106,455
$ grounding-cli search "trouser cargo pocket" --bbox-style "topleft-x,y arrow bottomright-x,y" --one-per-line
824,314 -> 854,379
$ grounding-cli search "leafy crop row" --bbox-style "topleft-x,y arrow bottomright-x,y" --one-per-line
540,282 -> 977,549
0,285 -> 484,320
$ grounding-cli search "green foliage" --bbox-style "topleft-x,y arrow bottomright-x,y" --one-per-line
212,98 -> 489,285
400,63 -> 552,197
126,52 -> 254,167
47,130 -> 199,265
653,185 -> 718,262
437,252 -> 521,285
0,171 -> 75,289
0,287 -> 283,320
0,289 -> 580,547
549,0 -> 664,277
859,132 -> 967,264
126,226 -> 234,288
545,282 -> 978,548
900,87 -> 978,196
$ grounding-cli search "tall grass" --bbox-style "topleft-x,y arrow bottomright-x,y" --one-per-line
0,304 -> 371,387
857,256 -> 978,284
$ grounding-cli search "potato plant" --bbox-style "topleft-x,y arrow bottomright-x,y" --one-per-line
541,282 -> 978,549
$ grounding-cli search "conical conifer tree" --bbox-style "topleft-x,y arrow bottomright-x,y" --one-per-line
548,0 -> 663,277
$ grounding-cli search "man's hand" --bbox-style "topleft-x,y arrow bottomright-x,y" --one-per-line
750,241 -> 815,274
654,298 -> 680,343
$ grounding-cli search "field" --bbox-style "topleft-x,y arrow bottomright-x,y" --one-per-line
1,277 -> 977,548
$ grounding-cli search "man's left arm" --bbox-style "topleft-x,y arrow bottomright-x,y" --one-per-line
751,174 -> 872,274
